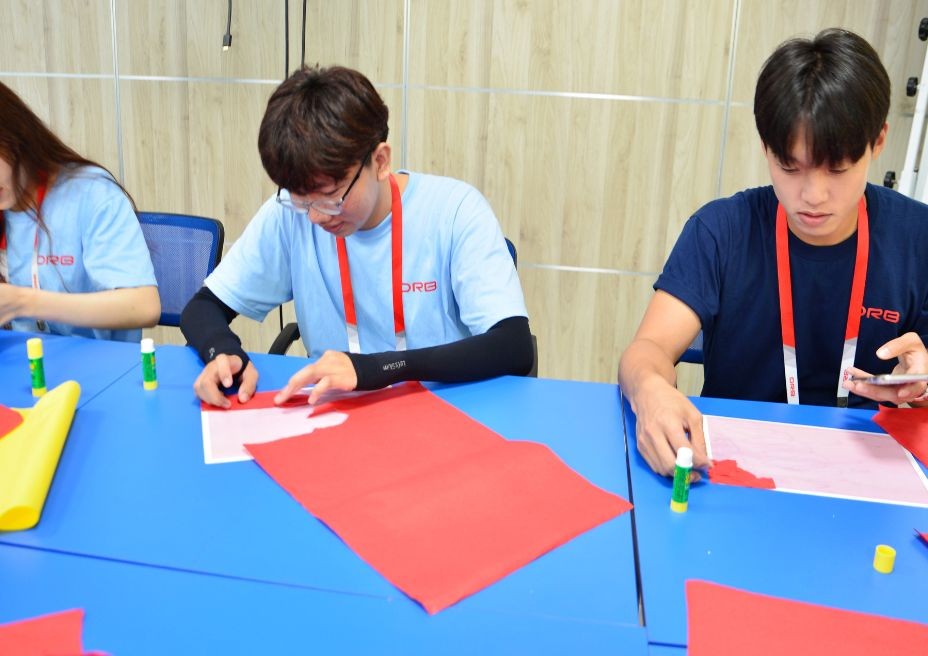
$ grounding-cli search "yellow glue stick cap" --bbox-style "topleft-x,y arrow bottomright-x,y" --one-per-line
27,337 -> 43,359
872,544 -> 895,574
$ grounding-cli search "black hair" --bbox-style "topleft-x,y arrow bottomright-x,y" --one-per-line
754,28 -> 890,167
258,65 -> 389,194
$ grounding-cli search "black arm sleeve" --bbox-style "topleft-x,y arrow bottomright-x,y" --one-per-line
346,316 -> 534,390
179,286 -> 250,371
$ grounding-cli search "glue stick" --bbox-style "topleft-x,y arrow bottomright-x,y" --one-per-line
670,447 -> 693,513
27,337 -> 46,397
141,338 -> 158,391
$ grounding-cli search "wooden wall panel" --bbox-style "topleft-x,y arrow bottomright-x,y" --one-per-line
408,0 -> 735,99
407,89 -> 725,272
116,0 -> 285,79
0,0 -> 112,73
302,0 -> 405,83
520,267 -> 655,382
0,76 -> 119,176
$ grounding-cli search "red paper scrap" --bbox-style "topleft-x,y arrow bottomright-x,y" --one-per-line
0,608 -> 84,655
687,580 -> 928,656
247,382 -> 632,614
708,459 -> 776,489
0,405 -> 23,440
918,531 -> 928,547
873,406 -> 928,469
201,390 -> 310,412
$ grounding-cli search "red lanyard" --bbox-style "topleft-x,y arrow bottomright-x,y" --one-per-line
0,181 -> 48,285
775,197 -> 868,407
335,174 -> 405,353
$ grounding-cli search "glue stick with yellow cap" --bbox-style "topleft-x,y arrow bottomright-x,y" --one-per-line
27,337 -> 46,397
670,447 -> 693,513
141,338 -> 158,391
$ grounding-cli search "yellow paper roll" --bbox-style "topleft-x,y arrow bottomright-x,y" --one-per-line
0,380 -> 81,531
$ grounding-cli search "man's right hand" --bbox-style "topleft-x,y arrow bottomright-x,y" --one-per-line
632,377 -> 709,479
193,353 -> 259,408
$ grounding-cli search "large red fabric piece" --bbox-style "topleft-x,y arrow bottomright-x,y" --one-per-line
873,406 -> 928,469
247,382 -> 632,613
0,608 -> 84,655
0,405 -> 23,440
687,580 -> 928,656
709,459 -> 776,489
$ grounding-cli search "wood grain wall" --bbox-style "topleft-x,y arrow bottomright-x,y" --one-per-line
3,0 -> 927,393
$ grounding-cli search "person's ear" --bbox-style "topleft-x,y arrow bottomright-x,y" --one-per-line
871,123 -> 889,159
372,142 -> 393,181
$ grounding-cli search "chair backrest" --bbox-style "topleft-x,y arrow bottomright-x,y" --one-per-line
678,330 -> 704,364
138,212 -> 224,327
504,237 -> 517,268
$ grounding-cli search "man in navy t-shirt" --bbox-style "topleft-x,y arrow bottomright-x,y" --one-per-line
618,29 -> 928,479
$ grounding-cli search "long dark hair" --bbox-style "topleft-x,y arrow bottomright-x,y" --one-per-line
0,81 -> 136,233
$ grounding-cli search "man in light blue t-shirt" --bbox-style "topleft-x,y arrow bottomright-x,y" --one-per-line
181,65 -> 533,407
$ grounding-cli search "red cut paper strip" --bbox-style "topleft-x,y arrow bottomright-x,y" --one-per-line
873,406 -> 928,469
247,382 -> 632,613
0,405 -> 23,440
709,459 -> 776,489
918,531 -> 928,547
201,390 -> 310,412
0,608 -> 84,655
687,580 -> 928,656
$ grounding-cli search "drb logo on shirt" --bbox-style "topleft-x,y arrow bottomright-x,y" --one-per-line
402,281 -> 437,293
860,306 -> 900,324
37,254 -> 75,266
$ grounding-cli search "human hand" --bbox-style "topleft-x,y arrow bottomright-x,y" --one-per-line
632,378 -> 709,480
843,332 -> 928,405
0,283 -> 27,325
274,350 -> 358,406
193,354 -> 258,408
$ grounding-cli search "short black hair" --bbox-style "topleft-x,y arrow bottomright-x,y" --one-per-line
754,28 -> 890,167
258,65 -> 389,194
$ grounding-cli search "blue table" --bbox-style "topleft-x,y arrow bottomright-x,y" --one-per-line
622,394 -> 928,647
0,340 -> 639,633
0,544 -> 650,655
0,330 -> 139,409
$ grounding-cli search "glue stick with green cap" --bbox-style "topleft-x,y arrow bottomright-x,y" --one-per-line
141,338 -> 158,390
670,446 -> 693,513
27,337 -> 46,397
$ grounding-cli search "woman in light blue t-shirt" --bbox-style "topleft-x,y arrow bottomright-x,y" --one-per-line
0,81 -> 160,341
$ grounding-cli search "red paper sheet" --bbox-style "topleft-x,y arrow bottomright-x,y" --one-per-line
0,405 -> 23,440
874,406 -> 928,469
687,580 -> 928,656
247,382 -> 632,613
0,608 -> 84,655
709,459 -> 776,489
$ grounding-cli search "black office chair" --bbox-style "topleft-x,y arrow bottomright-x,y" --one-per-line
138,212 -> 224,327
269,237 -> 539,377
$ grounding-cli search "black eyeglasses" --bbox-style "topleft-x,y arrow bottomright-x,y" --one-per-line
277,149 -> 373,216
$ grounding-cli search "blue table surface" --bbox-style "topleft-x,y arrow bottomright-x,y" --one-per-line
0,544 -> 650,656
623,394 -> 928,647
0,342 -> 639,626
0,330 -> 139,409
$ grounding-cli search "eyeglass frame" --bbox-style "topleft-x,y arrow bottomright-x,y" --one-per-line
276,148 -> 373,216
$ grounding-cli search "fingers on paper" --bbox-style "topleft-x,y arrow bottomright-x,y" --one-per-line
237,362 -> 258,404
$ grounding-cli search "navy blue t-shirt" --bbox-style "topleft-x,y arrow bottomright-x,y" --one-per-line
656,184 -> 928,408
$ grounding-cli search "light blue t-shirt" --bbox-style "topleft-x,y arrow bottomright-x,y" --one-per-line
206,171 -> 528,360
2,166 -> 157,342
